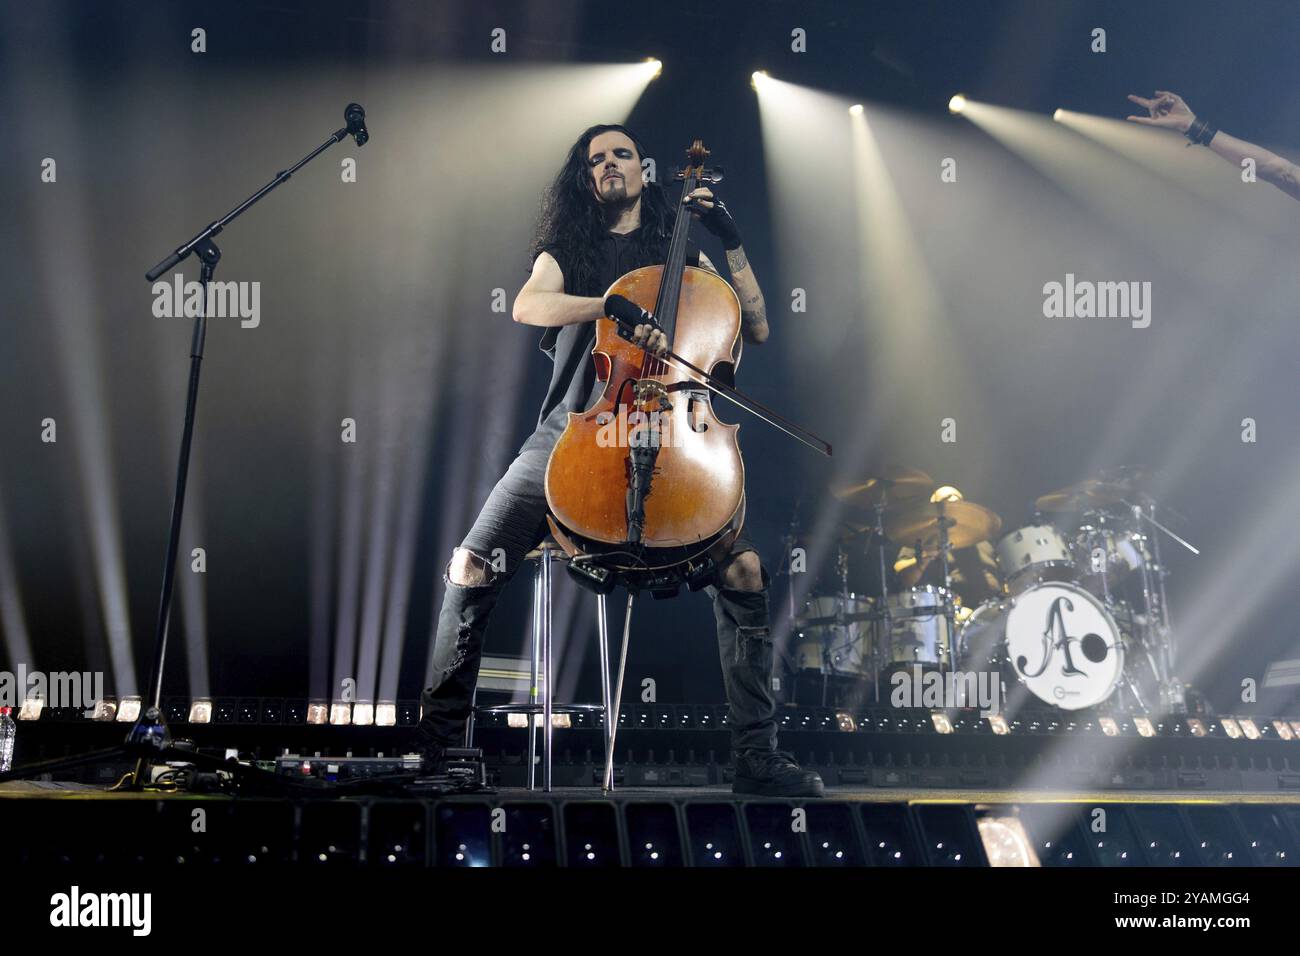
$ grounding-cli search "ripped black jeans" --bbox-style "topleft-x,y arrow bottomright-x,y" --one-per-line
414,444 -> 779,756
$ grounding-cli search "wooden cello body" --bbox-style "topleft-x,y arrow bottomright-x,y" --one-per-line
544,141 -> 746,578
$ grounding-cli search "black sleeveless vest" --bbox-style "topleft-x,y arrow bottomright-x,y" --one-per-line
528,225 -> 700,434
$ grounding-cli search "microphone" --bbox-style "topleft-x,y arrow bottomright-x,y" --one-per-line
604,294 -> 659,333
344,103 -> 369,146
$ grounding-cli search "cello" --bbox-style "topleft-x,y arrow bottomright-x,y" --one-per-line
544,140 -> 829,592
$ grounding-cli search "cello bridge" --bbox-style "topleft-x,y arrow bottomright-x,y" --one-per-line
633,380 -> 669,406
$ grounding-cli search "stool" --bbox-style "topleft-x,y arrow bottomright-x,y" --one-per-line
470,539 -> 615,791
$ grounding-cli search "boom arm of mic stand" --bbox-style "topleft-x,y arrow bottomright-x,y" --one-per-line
145,127 -> 352,281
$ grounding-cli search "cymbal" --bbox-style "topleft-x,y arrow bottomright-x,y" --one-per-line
1036,476 -> 1146,513
884,499 -> 1002,550
832,466 -> 933,509
1099,464 -> 1150,484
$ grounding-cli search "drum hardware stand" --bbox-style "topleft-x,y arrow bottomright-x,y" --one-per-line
1135,640 -> 1164,713
818,546 -> 852,707
935,501 -> 958,673
1117,645 -> 1150,714
1123,497 -> 1196,713
868,499 -> 892,701
779,522 -> 798,625
777,517 -> 801,704
1088,512 -> 1114,607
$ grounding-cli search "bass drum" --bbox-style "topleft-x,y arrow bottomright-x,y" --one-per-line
958,581 -> 1124,710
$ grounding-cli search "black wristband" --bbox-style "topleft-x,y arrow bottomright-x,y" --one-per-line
1184,116 -> 1217,146
697,198 -> 743,251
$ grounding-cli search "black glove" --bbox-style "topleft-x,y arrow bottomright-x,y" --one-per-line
692,196 -> 743,250
605,294 -> 665,340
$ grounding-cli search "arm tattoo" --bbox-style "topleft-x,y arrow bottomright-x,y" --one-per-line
740,293 -> 767,341
722,244 -> 767,341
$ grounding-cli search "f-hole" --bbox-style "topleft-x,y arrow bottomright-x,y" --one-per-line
686,392 -> 708,433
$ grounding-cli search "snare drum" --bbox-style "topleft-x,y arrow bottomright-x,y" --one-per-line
995,525 -> 1075,591
793,594 -> 873,676
875,586 -> 953,668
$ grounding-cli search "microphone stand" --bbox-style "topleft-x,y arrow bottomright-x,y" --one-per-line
122,113 -> 365,789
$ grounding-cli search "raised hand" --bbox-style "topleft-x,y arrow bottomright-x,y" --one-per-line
1126,90 -> 1195,133
683,187 -> 743,250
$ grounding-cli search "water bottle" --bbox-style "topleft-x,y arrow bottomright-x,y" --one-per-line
0,706 -> 15,773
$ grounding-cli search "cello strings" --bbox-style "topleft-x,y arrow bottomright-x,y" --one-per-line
645,166 -> 696,381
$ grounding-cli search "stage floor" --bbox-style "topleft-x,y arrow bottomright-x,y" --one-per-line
6,779 -> 1300,804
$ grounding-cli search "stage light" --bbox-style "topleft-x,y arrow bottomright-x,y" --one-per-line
18,697 -> 43,720
931,711 -> 954,734
188,698 -> 212,723
1133,716 -> 1155,738
848,103 -> 863,116
835,712 -> 857,732
376,702 -> 397,727
1186,717 -> 1206,737
987,713 -> 1010,735
751,70 -> 768,89
90,697 -> 117,721
329,701 -> 352,726
645,58 -> 662,78
1238,718 -> 1260,740
977,816 -> 1041,867
352,703 -> 374,726
307,701 -> 328,725
948,93 -> 967,114
505,712 -> 572,729
1272,720 -> 1295,741
116,695 -> 141,722
1052,108 -> 1063,122
1219,717 -> 1242,739
1099,716 -> 1120,736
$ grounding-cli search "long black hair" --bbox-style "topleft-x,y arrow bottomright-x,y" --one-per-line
528,124 -> 677,295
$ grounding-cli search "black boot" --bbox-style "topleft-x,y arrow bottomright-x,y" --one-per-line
401,727 -> 448,775
414,575 -> 501,756
733,749 -> 825,797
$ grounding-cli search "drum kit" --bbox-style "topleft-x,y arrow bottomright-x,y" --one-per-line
784,466 -> 1198,715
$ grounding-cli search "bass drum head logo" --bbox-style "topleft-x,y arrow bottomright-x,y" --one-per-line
1004,582 -> 1123,710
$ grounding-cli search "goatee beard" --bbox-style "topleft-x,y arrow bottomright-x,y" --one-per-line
601,188 -> 637,223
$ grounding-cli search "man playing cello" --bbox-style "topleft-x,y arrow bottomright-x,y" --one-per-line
409,124 -> 824,797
